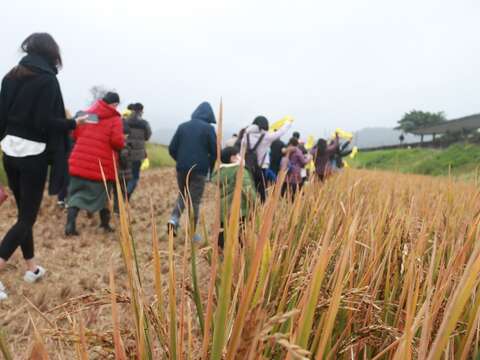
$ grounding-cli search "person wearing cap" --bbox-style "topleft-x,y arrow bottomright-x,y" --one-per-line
125,102 -> 152,199
65,92 -> 125,236
167,102 -> 217,242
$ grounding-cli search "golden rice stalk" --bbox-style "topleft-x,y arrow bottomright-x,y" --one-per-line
427,240 -> 480,360
315,216 -> 357,359
0,327 -> 13,360
76,317 -> 88,360
293,216 -> 335,351
201,99 -> 223,360
109,260 -> 127,360
211,149 -> 244,360
168,226 -> 178,359
225,167 -> 283,359
28,314 -> 49,360
150,200 -> 165,322
459,289 -> 480,360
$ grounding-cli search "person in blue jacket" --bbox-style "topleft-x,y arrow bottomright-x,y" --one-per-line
168,102 -> 217,242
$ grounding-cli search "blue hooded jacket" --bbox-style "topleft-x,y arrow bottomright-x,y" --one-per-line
169,102 -> 217,175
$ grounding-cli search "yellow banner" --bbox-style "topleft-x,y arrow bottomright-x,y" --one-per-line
270,115 -> 294,132
331,128 -> 353,140
305,135 -> 315,150
350,146 -> 358,159
141,158 -> 150,171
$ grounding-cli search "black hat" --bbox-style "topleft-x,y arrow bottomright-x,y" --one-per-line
133,103 -> 144,112
293,131 -> 300,139
103,92 -> 120,105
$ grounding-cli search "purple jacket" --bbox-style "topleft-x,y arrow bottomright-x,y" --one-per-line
286,147 -> 309,184
311,138 -> 339,180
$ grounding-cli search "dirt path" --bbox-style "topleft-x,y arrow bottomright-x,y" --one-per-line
0,168 -> 214,358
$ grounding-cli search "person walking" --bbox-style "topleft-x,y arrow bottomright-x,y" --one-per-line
126,103 -> 151,199
114,109 -> 133,213
0,33 -> 86,300
57,108 -> 74,208
312,134 -> 339,182
214,146 -> 256,249
331,140 -> 353,170
167,102 -> 217,242
242,116 -> 293,202
269,136 -> 286,176
65,92 -> 125,236
281,137 -> 311,199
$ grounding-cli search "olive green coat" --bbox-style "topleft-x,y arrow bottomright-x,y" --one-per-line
213,164 -> 256,222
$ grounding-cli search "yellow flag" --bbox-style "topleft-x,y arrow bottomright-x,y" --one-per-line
122,109 -> 132,118
307,160 -> 315,172
350,146 -> 358,159
141,158 -> 150,171
331,128 -> 353,140
305,135 -> 315,150
270,115 -> 294,132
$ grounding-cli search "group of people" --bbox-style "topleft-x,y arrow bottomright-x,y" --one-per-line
64,95 -> 152,236
167,113 -> 353,249
0,32 -> 352,301
0,33 -> 151,300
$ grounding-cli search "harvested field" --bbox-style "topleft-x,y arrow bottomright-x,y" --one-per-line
1,167 -> 480,359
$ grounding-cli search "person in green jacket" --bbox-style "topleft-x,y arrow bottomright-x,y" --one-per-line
214,146 -> 257,249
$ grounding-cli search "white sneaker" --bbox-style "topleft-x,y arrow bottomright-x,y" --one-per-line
24,266 -> 46,283
0,281 -> 7,300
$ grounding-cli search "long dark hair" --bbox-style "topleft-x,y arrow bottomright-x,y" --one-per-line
288,137 -> 299,147
21,33 -> 62,69
316,138 -> 327,157
253,116 -> 269,131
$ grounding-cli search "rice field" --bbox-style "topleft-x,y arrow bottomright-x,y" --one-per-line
2,164 -> 480,359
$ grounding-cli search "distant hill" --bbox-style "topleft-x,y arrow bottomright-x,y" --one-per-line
353,127 -> 431,149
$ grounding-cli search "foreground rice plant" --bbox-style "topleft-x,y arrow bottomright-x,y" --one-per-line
7,115 -> 480,358
13,166 -> 480,359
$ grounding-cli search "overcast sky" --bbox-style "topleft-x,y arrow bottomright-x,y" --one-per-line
1,0 -> 479,138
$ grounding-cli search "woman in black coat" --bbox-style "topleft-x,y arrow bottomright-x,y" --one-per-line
0,33 -> 86,300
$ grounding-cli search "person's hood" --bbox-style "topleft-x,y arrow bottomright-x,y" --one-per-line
86,100 -> 120,120
191,102 -> 216,124
19,54 -> 58,75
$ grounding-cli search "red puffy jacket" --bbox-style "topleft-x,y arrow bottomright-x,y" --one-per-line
69,100 -> 125,181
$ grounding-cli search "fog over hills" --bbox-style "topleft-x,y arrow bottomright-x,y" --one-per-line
151,125 -> 429,149
353,128 -> 431,148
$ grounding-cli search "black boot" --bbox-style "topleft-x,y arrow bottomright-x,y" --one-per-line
99,209 -> 114,233
65,207 -> 80,236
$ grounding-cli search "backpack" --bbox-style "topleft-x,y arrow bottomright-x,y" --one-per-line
245,133 -> 266,179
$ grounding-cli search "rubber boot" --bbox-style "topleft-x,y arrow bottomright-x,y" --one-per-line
65,207 -> 80,236
99,209 -> 114,233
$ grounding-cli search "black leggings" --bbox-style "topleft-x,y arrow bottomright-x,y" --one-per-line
281,183 -> 299,200
0,153 -> 48,261
253,171 -> 267,203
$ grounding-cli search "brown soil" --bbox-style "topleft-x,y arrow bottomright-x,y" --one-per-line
0,168 -> 214,359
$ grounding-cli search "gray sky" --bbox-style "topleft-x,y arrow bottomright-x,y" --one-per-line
1,0 -> 480,138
